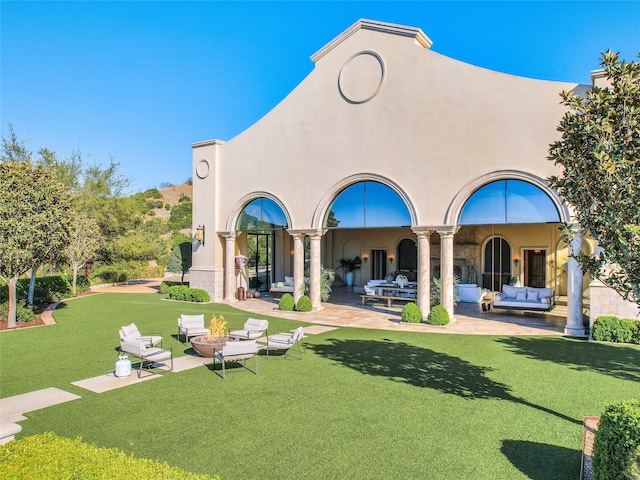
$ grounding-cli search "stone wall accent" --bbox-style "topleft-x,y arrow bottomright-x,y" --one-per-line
589,280 -> 639,325
189,267 -> 224,302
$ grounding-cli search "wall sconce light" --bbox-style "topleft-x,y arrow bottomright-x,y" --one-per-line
195,225 -> 205,246
513,255 -> 520,266
362,254 -> 368,263
290,249 -> 295,256
388,255 -> 394,264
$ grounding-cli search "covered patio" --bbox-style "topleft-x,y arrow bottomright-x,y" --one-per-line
232,286 -> 573,336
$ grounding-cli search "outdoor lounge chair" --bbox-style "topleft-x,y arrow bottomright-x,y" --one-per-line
229,318 -> 269,340
265,326 -> 305,359
119,339 -> 173,378
119,322 -> 163,347
213,340 -> 259,379
177,314 -> 209,344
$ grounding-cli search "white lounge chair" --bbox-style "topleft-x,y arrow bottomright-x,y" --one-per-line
177,314 -> 209,344
229,318 -> 269,340
119,339 -> 173,377
265,326 -> 305,359
213,340 -> 259,379
119,323 -> 163,347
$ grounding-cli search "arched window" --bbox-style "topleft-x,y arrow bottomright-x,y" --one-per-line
236,197 -> 287,231
460,180 -> 560,225
324,181 -> 411,228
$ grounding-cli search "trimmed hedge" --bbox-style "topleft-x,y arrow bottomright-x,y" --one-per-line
296,295 -> 313,312
160,280 -> 189,294
278,293 -> 295,311
0,432 -> 217,479
0,274 -> 89,308
592,315 -> 640,345
592,399 -> 640,480
427,305 -> 450,325
401,302 -> 423,323
167,285 -> 210,302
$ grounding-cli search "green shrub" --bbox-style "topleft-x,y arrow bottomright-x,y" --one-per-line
427,305 -> 450,325
143,188 -> 163,199
592,316 -> 640,344
631,445 -> 640,480
278,293 -> 295,311
160,280 -> 188,294
0,274 -> 82,308
0,432 -> 216,479
296,295 -> 313,312
0,302 -> 35,323
401,302 -> 422,323
168,286 -> 210,302
592,399 -> 640,480
91,266 -> 127,284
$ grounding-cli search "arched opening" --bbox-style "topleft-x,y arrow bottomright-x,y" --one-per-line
323,180 -> 413,284
396,238 -> 417,282
236,197 -> 288,292
483,236 -> 512,292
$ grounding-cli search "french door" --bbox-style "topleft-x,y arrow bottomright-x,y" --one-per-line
247,232 -> 273,292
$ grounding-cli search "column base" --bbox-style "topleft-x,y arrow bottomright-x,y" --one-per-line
564,326 -> 588,337
312,305 -> 324,311
223,297 -> 238,303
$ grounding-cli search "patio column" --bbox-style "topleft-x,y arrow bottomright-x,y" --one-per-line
412,227 -> 433,318
565,225 -> 586,336
309,229 -> 324,310
221,232 -> 237,302
437,227 -> 459,322
288,230 -> 307,303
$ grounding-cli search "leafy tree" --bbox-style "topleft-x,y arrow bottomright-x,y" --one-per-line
548,50 -> 640,305
0,161 -> 73,327
65,214 -> 101,295
166,242 -> 192,283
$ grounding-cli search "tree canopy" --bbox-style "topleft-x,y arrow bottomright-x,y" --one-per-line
548,50 -> 640,305
0,160 -> 73,326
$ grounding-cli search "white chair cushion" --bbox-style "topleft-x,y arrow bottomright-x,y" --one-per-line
121,323 -> 140,338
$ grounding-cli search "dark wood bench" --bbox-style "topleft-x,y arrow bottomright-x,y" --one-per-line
361,294 -> 413,308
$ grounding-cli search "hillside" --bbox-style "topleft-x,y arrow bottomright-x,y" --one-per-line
150,183 -> 193,221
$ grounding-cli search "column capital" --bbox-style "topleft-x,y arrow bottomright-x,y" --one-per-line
411,226 -> 434,238
435,226 -> 459,237
567,223 -> 585,236
219,231 -> 236,239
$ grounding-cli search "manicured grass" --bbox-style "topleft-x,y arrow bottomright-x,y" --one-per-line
1,293 -> 639,479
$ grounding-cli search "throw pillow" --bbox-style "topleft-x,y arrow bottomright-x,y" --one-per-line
526,291 -> 539,302
515,290 -> 527,301
284,276 -> 294,287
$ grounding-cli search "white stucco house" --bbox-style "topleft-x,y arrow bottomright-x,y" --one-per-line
189,19 -> 637,335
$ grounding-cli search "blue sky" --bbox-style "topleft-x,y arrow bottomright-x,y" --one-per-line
2,1 -> 639,192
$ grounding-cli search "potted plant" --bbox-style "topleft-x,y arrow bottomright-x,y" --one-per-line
337,256 -> 362,287
190,315 -> 229,357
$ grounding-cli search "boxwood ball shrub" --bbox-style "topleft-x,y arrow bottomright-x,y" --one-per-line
427,305 -> 450,325
401,302 -> 422,323
0,432 -> 217,479
296,295 -> 313,312
278,293 -> 295,311
592,399 -> 640,480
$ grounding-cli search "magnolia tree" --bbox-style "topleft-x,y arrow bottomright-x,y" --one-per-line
548,51 -> 640,305
0,161 -> 73,327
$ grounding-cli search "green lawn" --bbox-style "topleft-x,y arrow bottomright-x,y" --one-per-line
1,293 -> 639,479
